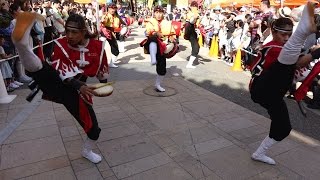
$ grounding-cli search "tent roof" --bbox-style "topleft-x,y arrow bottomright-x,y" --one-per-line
210,0 -> 311,8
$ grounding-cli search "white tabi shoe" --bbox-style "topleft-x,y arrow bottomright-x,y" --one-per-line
109,55 -> 119,68
13,81 -> 24,86
251,136 -> 277,165
82,138 -> 102,164
155,75 -> 165,92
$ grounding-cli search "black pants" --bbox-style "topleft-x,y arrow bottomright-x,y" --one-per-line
156,55 -> 166,76
30,63 -> 101,140
116,33 -> 125,42
189,36 -> 200,56
250,61 -> 295,141
107,35 -> 119,56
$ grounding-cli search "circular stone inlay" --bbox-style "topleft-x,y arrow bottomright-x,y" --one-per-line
143,86 -> 177,97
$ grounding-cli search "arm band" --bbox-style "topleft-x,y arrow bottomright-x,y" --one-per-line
66,78 -> 85,90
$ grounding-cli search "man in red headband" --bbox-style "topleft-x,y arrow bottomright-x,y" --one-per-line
12,13 -> 109,164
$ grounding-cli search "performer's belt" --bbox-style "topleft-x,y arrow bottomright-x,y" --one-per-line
105,27 -> 115,32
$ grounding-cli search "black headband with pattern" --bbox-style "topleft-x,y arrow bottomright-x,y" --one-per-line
273,26 -> 292,33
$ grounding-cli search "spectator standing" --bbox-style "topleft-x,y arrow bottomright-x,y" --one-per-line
0,34 -> 22,92
61,1 -> 69,21
51,0 -> 65,35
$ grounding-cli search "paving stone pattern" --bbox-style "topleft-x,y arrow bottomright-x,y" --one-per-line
0,77 -> 319,179
0,27 -> 320,180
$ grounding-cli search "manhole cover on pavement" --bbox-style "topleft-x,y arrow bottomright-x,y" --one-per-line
143,86 -> 177,97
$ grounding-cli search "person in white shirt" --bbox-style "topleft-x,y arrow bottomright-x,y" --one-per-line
51,0 -> 65,35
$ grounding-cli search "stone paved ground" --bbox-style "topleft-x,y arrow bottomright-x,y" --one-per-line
0,25 -> 320,180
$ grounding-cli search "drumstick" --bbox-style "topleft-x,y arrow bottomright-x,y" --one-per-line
241,48 -> 258,57
88,82 -> 115,89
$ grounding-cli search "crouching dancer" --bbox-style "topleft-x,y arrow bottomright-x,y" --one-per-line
249,2 -> 320,165
12,13 -> 110,164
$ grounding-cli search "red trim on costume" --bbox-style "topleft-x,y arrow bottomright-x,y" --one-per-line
294,62 -> 320,101
249,41 -> 283,76
79,97 -> 93,133
157,38 -> 166,55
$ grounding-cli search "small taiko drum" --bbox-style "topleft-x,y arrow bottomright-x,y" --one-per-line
164,43 -> 179,59
89,83 -> 114,97
120,26 -> 128,35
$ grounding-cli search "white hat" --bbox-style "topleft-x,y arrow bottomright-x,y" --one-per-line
214,5 -> 222,11
279,6 -> 291,18
240,7 -> 247,12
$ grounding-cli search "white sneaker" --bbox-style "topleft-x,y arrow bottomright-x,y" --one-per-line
109,63 -> 118,68
19,75 -> 32,83
13,81 -> 24,86
82,149 -> 102,164
9,83 -> 19,89
113,60 -> 121,64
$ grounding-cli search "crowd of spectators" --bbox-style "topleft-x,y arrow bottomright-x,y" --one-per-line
135,1 -> 320,109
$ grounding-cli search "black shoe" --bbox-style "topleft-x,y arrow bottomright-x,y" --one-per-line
286,94 -> 294,99
28,80 -> 37,90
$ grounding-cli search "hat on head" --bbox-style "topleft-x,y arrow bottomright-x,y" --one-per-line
107,3 -> 117,9
240,7 -> 247,12
154,5 -> 164,13
230,12 -> 237,16
214,5 -> 222,11
279,6 -> 291,18
190,1 -> 198,7
50,0 -> 61,4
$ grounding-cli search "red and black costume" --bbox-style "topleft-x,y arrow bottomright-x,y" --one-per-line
46,37 -> 109,140
250,40 -> 295,141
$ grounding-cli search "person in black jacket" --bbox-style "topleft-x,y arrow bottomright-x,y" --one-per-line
185,1 -> 200,69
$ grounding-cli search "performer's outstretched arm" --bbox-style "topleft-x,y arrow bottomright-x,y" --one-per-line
278,3 -> 317,65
